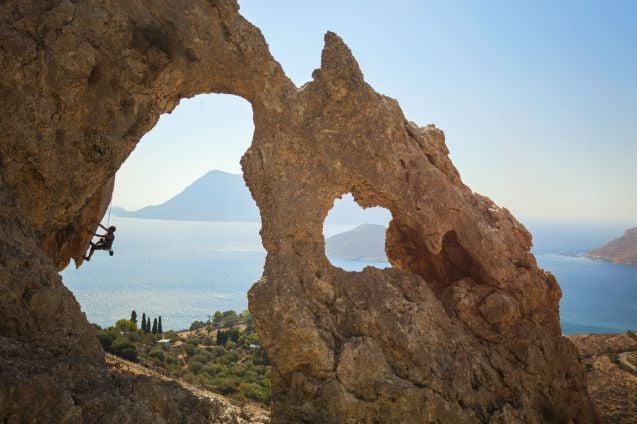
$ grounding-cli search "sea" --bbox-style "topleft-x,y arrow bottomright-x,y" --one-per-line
60,217 -> 637,335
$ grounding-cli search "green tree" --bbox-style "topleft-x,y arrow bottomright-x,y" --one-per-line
228,328 -> 240,343
115,319 -> 137,333
158,316 -> 163,334
216,330 -> 227,346
221,311 -> 239,328
243,309 -> 255,333
152,318 -> 158,334
190,320 -> 206,331
213,311 -> 223,326
130,310 -> 137,324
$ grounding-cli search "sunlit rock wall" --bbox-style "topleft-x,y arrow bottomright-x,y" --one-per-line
0,1 -> 599,422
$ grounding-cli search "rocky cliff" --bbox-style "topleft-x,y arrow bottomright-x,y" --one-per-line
0,1 -> 599,423
588,227 -> 637,264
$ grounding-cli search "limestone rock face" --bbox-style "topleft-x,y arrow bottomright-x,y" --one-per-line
0,1 -> 599,423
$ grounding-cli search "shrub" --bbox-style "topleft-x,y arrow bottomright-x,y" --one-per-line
228,363 -> 248,377
127,331 -> 141,342
239,382 -> 269,403
182,371 -> 196,384
189,361 -> 204,374
149,346 -> 165,361
210,376 -> 240,395
190,353 -> 210,364
184,343 -> 196,356
216,351 -> 240,365
164,331 -> 179,341
96,327 -> 118,351
190,320 -> 207,331
211,346 -> 226,357
253,347 -> 270,366
167,363 -> 182,375
203,364 -> 223,376
111,336 -> 138,361
140,333 -> 156,346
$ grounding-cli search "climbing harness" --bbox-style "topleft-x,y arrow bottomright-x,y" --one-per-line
84,204 -> 116,261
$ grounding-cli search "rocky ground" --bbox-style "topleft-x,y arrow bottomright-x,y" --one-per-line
568,333 -> 637,423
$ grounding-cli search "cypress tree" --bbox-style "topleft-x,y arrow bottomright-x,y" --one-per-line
216,330 -> 227,345
130,310 -> 137,324
141,313 -> 147,332
152,318 -> 158,334
158,316 -> 163,334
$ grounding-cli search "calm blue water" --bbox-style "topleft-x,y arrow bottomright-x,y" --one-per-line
61,217 -> 637,334
536,252 -> 637,334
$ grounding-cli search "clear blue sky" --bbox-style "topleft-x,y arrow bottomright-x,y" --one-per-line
114,0 -> 636,222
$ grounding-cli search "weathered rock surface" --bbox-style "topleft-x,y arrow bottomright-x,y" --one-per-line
0,0 -> 599,423
588,227 -> 637,264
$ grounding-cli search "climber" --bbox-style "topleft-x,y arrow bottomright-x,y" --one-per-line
83,223 -> 116,261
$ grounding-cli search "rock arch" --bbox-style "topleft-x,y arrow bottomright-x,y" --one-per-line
0,1 -> 598,422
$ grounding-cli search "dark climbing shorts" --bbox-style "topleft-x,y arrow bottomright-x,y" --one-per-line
94,241 -> 112,250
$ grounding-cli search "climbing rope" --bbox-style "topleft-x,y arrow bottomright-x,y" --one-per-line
106,203 -> 112,227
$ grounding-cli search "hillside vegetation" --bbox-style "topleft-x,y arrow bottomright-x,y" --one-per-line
95,310 -> 271,406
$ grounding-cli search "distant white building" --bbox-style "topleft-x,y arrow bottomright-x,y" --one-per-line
157,339 -> 172,348
249,343 -> 260,349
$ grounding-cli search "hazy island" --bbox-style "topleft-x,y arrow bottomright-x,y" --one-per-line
587,227 -> 637,264
325,223 -> 388,261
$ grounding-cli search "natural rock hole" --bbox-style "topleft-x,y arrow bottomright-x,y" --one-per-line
62,93 -> 260,332
323,193 -> 392,270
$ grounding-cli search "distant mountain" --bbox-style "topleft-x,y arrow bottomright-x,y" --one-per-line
117,170 -> 393,225
109,205 -> 129,216
587,227 -> 637,264
120,171 -> 260,222
326,224 -> 388,261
